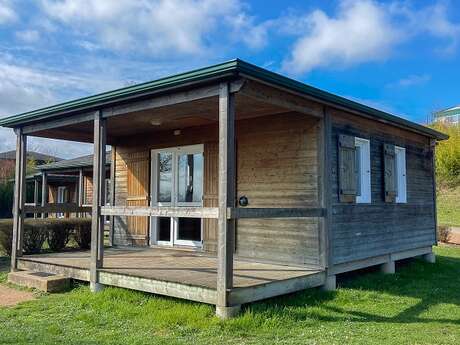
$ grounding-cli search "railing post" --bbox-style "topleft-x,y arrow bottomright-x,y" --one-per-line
90,110 -> 106,292
11,128 -> 27,271
216,82 -> 238,319
41,171 -> 47,219
33,178 -> 39,219
77,168 -> 84,217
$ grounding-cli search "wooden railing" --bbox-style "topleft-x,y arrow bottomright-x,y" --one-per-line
23,203 -> 92,214
99,206 -> 326,219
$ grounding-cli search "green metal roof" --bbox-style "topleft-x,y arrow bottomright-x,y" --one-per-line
0,58 -> 448,140
37,152 -> 110,171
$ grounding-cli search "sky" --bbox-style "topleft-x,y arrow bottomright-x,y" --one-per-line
0,0 -> 459,158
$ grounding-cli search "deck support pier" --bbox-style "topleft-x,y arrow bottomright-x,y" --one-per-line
90,110 -> 107,291
381,260 -> 395,274
216,82 -> 238,318
321,274 -> 336,291
11,128 -> 27,271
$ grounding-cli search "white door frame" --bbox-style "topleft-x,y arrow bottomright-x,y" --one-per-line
150,144 -> 204,248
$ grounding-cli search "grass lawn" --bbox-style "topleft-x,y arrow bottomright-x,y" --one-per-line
438,185 -> 460,227
0,246 -> 460,345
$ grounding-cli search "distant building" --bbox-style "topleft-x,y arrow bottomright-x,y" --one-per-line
0,150 -> 61,183
434,105 -> 460,125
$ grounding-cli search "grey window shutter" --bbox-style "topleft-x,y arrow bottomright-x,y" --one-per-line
383,143 -> 397,202
338,134 -> 357,203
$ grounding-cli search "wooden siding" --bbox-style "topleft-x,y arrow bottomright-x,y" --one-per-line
329,108 -> 436,265
235,115 -> 320,266
113,113 -> 321,267
203,142 -> 219,252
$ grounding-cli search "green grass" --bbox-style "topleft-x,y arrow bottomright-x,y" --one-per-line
1,246 -> 460,344
438,185 -> 460,227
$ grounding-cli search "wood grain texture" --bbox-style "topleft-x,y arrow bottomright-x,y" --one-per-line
329,109 -> 436,265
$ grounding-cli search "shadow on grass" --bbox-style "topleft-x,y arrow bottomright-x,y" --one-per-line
246,252 -> 460,325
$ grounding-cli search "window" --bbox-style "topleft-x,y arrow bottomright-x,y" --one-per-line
57,186 -> 67,218
338,134 -> 371,204
395,146 -> 407,203
355,138 -> 371,203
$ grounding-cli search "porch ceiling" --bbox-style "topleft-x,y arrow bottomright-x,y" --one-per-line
26,93 -> 291,144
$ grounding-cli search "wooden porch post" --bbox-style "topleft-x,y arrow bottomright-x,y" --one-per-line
108,148 -> 116,246
33,178 -> 39,219
90,110 -> 107,292
216,82 -> 238,318
321,107 -> 336,291
11,128 -> 27,271
41,171 -> 47,219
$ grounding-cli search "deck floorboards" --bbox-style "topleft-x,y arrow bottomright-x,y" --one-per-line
19,247 -> 321,290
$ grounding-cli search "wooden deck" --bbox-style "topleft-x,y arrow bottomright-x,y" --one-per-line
18,247 -> 325,305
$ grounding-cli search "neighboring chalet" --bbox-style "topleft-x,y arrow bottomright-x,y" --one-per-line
0,59 -> 448,318
24,153 -> 111,231
434,105 -> 460,125
0,150 -> 61,183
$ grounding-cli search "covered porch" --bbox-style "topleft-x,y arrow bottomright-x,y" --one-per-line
7,60 -> 330,318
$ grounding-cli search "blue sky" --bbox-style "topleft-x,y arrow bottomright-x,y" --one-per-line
0,0 -> 459,157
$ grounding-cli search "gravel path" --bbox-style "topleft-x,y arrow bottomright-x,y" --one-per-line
0,284 -> 35,307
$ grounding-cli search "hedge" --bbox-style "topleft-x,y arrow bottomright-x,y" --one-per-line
0,218 -> 91,256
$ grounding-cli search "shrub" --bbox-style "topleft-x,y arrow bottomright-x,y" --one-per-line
437,225 -> 451,243
46,219 -> 72,252
73,218 -> 92,249
0,182 -> 13,219
0,218 -> 92,256
430,123 -> 460,187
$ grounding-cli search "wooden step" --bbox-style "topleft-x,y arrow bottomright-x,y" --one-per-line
8,271 -> 70,292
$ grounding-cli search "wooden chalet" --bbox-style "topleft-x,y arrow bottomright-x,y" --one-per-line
0,59 -> 447,318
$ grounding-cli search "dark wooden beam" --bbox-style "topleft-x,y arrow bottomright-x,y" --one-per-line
90,110 -> 106,292
33,179 -> 39,219
11,129 -> 27,271
108,149 -> 116,246
228,207 -> 326,219
24,203 -> 91,213
22,111 -> 96,135
323,107 -> 333,270
102,80 -> 244,119
216,82 -> 236,313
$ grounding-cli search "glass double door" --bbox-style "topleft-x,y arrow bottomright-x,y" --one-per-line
150,145 -> 204,248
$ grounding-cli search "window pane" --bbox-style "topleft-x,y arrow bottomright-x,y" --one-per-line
177,153 -> 203,203
158,217 -> 171,241
177,218 -> 201,241
355,146 -> 362,196
158,153 -> 172,202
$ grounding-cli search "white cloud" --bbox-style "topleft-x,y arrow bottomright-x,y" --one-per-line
16,30 -> 41,43
282,0 -> 401,75
0,0 -> 16,24
395,74 -> 431,87
39,0 -> 260,56
0,55 -> 122,156
282,0 -> 460,75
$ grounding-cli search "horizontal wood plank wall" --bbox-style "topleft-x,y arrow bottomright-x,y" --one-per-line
329,109 -> 436,265
113,113 -> 321,267
235,115 -> 320,266
83,175 -> 93,205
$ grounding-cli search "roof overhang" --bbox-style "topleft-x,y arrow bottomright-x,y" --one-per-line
0,59 -> 448,141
